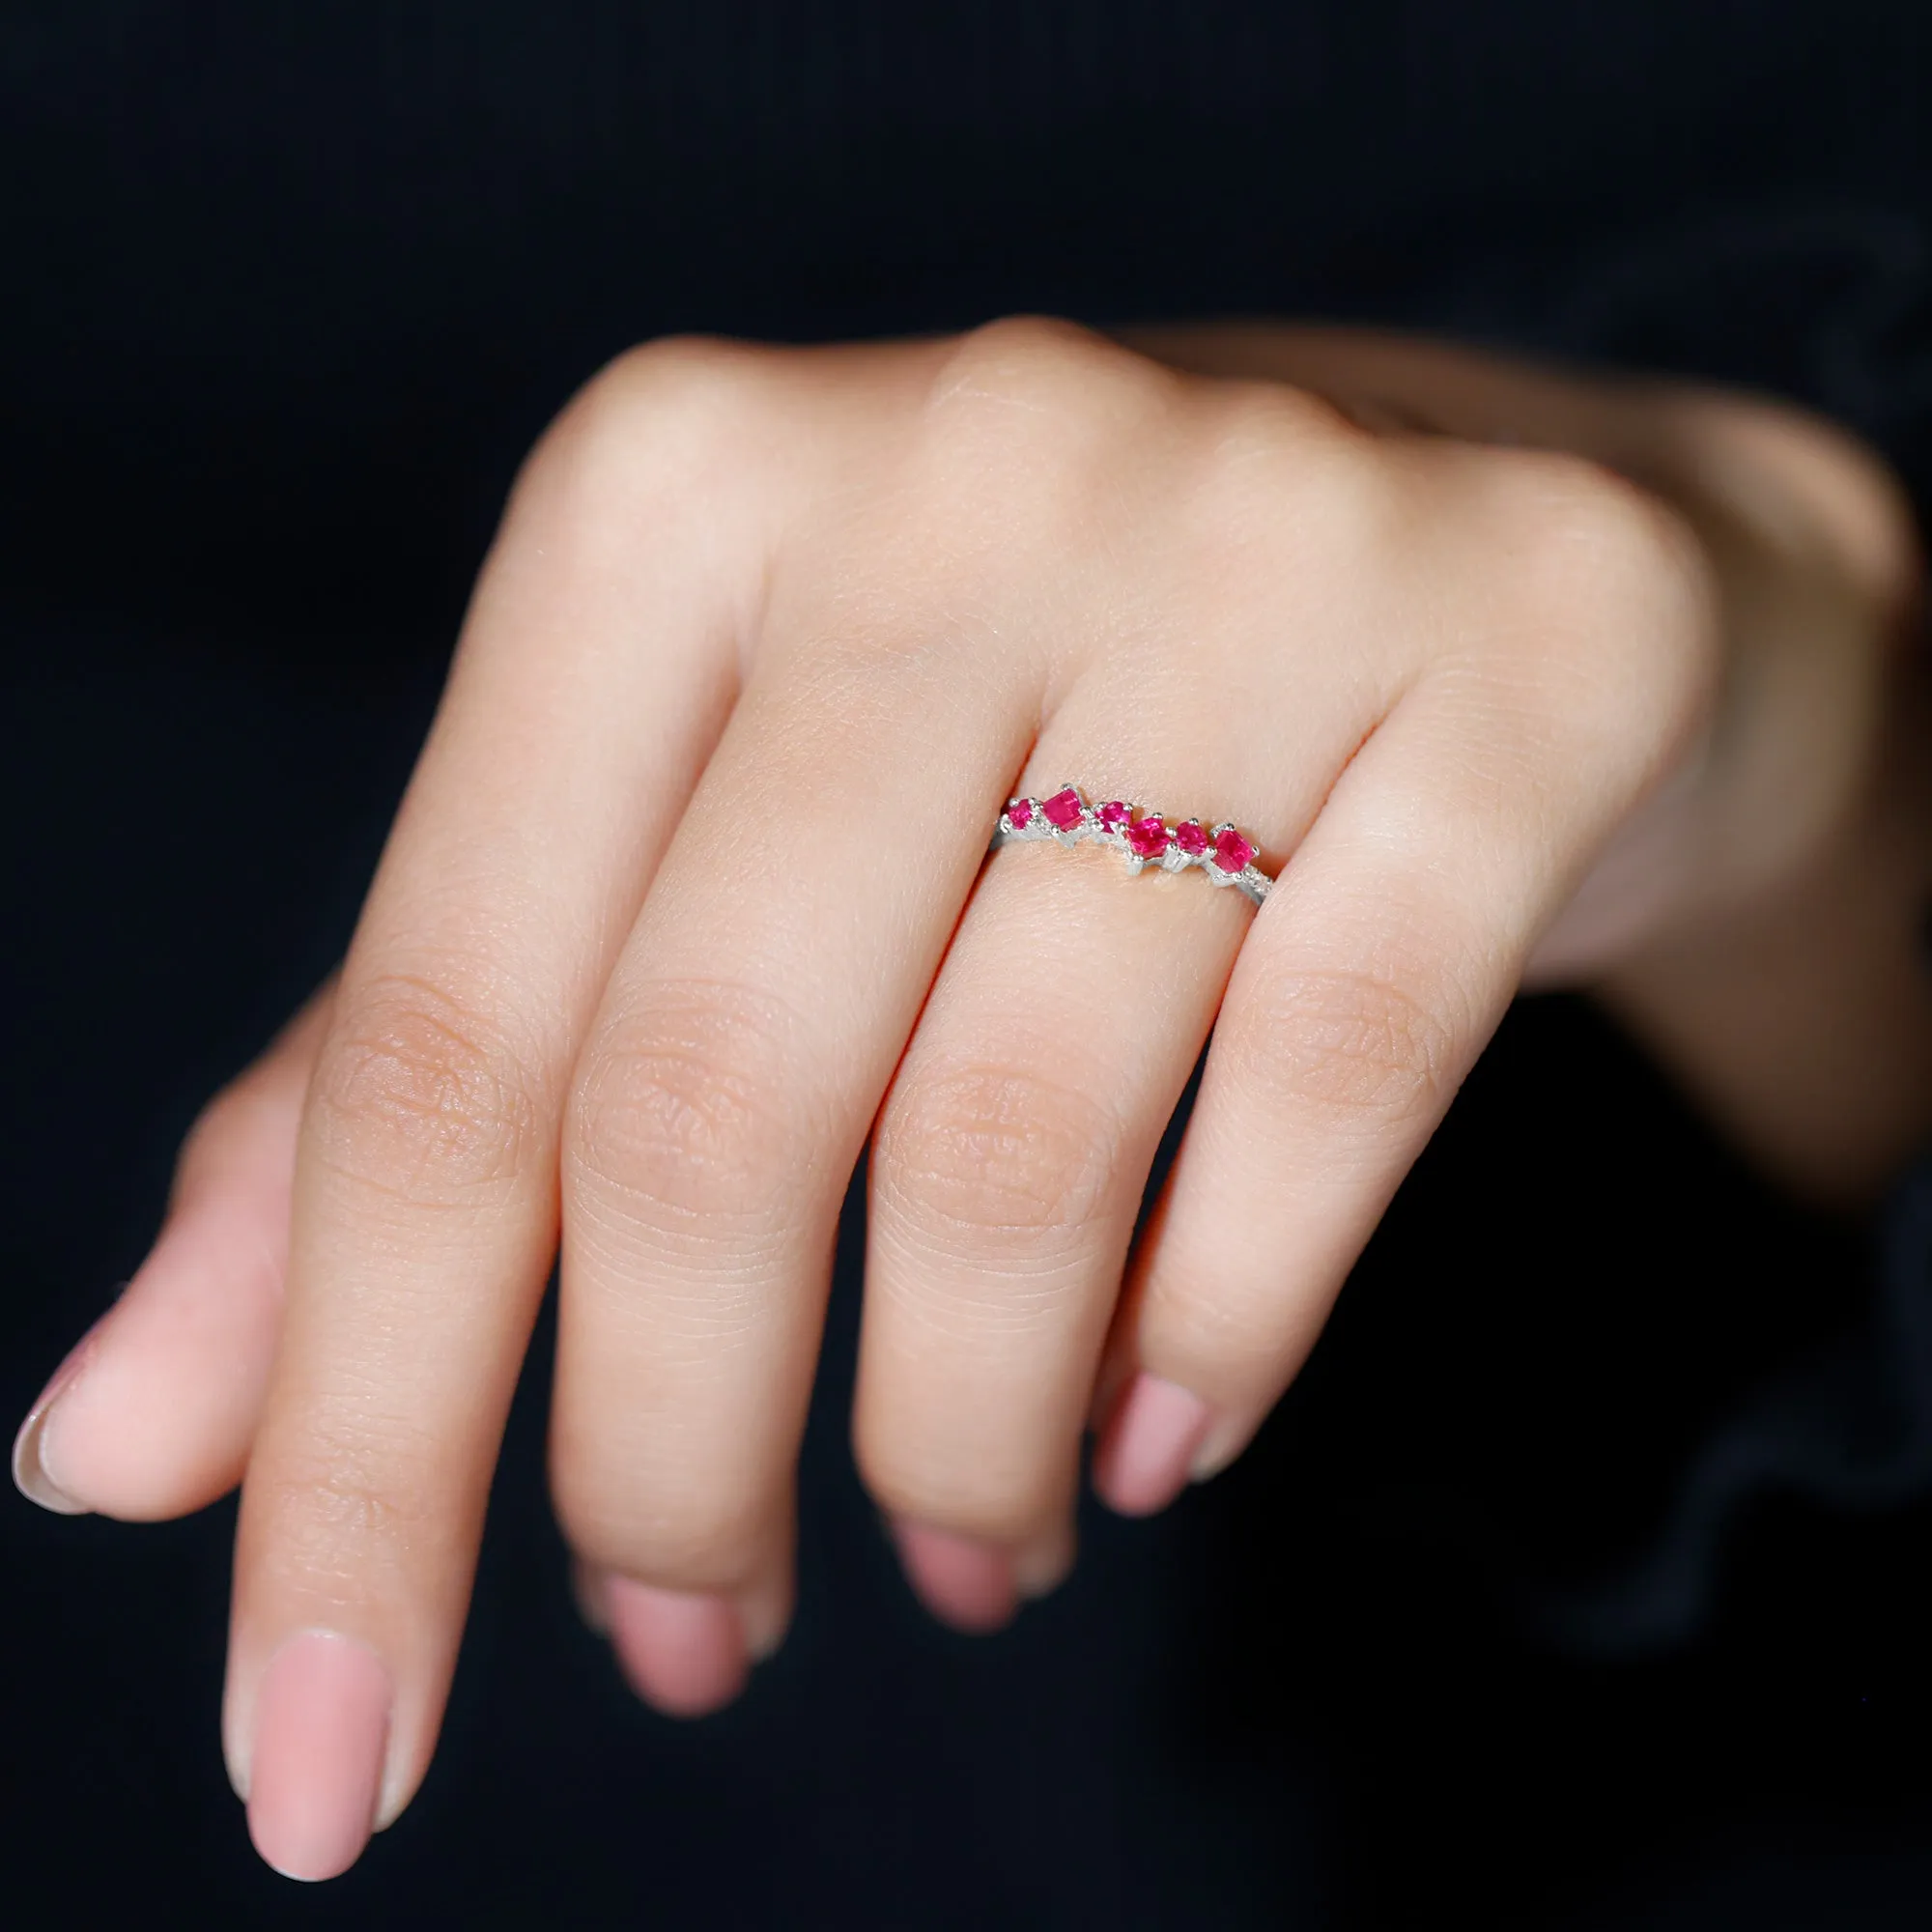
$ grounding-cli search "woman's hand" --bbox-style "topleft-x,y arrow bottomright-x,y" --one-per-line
14,319 -> 1920,1882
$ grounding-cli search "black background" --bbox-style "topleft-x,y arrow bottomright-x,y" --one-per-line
5,4 -> 1931,1925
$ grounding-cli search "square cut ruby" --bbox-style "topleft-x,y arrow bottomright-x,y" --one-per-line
1173,818 -> 1208,856
1126,813 -> 1171,858
1212,826 -> 1256,873
1041,786 -> 1086,830
1007,797 -> 1034,830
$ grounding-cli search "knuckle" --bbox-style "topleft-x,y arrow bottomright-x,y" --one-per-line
567,980 -> 814,1237
305,972 -> 548,1204
919,317 -> 1172,487
518,334 -> 767,519
1447,446 -> 1722,783
874,1061 -> 1121,1260
1226,962 -> 1466,1143
1204,376 -> 1374,467
1484,446 -> 1683,582
932,314 -> 1148,408
575,334 -> 763,440
1177,381 -> 1390,569
1502,450 -> 1719,671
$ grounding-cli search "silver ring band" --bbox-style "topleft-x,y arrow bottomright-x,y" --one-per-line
990,783 -> 1273,906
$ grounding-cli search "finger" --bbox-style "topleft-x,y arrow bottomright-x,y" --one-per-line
862,830 -> 1246,1620
1100,615 -> 1701,1508
553,586 -> 1042,1664
835,346 -> 1396,1620
858,744 -> 1330,1620
13,983 -> 331,1520
854,438 -> 1398,1608
227,346 -> 770,1882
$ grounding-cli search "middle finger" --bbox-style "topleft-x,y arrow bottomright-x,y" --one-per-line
553,581 -> 1041,1696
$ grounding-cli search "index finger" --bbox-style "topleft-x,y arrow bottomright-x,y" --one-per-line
225,344 -> 770,1882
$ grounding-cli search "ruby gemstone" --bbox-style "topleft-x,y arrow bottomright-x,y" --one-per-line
1212,826 -> 1257,873
1041,786 -> 1086,831
1096,799 -> 1131,832
1126,813 -> 1171,859
1173,818 -> 1208,856
1007,797 -> 1034,830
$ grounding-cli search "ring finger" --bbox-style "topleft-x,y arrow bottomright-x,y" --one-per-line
858,664 -> 1387,1625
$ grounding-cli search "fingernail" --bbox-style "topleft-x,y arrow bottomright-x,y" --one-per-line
246,1631 -> 392,1883
11,1320 -> 107,1516
1188,1417 -> 1250,1485
1092,1372 -> 1212,1518
736,1572 -> 795,1664
605,1578 -> 749,1718
890,1519 -> 1017,1633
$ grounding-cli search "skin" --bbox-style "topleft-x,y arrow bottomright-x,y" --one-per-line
14,319 -> 1931,1880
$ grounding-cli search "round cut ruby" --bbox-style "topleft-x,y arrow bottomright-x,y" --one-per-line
1126,813 -> 1171,859
1041,786 -> 1086,831
1212,826 -> 1257,874
1006,797 -> 1034,831
1096,799 -> 1130,832
1173,818 -> 1208,856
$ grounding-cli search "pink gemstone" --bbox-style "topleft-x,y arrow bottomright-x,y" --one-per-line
1173,819 -> 1208,856
1126,813 -> 1170,859
1212,826 -> 1257,874
1041,786 -> 1085,831
1096,799 -> 1130,832
1007,796 -> 1034,830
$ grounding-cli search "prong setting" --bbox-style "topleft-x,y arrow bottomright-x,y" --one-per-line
990,785 -> 1271,904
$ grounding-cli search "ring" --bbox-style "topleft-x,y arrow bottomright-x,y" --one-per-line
991,783 -> 1273,906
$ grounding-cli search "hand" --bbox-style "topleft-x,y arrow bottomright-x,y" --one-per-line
14,318 -> 1910,1881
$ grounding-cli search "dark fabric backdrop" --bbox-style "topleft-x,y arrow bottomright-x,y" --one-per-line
5,4 -> 1931,1925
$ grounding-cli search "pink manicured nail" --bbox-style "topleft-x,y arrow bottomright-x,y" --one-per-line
1093,1372 -> 1212,1517
891,1519 -> 1017,1633
246,1632 -> 391,1883
11,1319 -> 107,1516
605,1578 -> 748,1718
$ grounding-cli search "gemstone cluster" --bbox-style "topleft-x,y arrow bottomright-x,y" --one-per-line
992,783 -> 1270,905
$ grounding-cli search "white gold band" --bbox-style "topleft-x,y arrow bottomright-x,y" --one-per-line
990,784 -> 1272,907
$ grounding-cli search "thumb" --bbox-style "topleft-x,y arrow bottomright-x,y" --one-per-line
14,980 -> 334,1520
